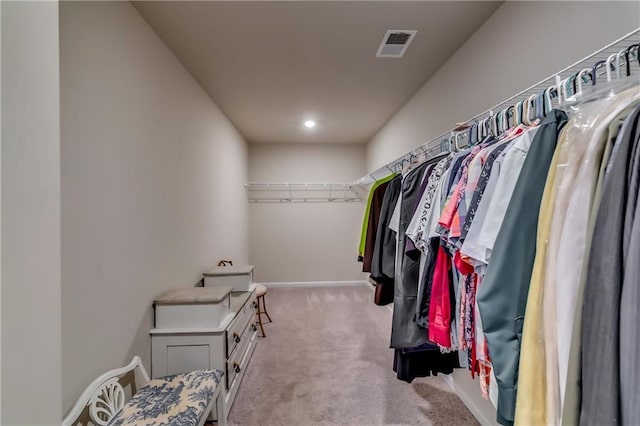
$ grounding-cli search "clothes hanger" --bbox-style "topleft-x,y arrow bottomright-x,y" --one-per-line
500,109 -> 508,134
522,95 -> 533,126
559,76 -> 569,103
500,107 -> 510,133
467,123 -> 476,146
534,92 -> 545,120
561,74 -> 576,103
495,111 -> 502,137
503,107 -> 512,132
624,44 -> 639,77
530,94 -> 539,121
521,98 -> 529,126
514,101 -> 523,126
576,68 -> 592,94
489,111 -> 498,136
454,131 -> 465,151
494,110 -> 503,136
451,132 -> 460,151
544,86 -> 558,115
500,108 -> 509,136
591,60 -> 607,86
616,49 -> 626,79
506,105 -> 528,138
571,72 -> 579,95
500,108 -> 509,134
484,116 -> 492,138
606,53 -> 618,82
441,138 -> 450,153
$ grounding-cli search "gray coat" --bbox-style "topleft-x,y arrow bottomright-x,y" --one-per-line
581,103 -> 640,426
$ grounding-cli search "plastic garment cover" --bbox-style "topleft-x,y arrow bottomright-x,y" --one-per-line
517,80 -> 640,426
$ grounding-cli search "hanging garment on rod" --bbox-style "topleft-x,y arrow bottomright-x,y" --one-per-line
355,31 -> 640,426
513,86 -> 640,426
392,342 -> 459,383
362,177 -> 395,272
563,102 -> 638,425
390,160 -> 432,349
357,174 -> 397,264
536,88 -> 640,426
613,107 -> 640,426
370,175 -> 403,305
476,110 -> 568,425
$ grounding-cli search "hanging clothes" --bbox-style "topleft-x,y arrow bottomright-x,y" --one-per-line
477,110 -> 568,426
393,343 -> 459,383
546,91 -> 640,425
513,87 -> 640,426
406,154 -> 455,331
357,37 -> 640,426
370,175 -> 403,305
362,178 -> 393,272
390,161 -> 432,349
427,244 -> 453,347
467,128 -> 539,264
580,100 -> 640,426
357,174 -> 397,262
390,156 -> 462,383
459,138 -> 508,244
562,102 -> 640,426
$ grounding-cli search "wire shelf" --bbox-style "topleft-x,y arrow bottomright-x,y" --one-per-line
246,182 -> 364,203
352,27 -> 640,188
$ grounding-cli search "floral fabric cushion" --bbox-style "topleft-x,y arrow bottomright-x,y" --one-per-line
108,369 -> 224,426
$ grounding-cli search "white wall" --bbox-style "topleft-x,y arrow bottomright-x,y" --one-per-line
1,1 -> 62,424
248,143 -> 367,283
367,1 -> 640,171
60,1 -> 249,414
365,1 -> 640,424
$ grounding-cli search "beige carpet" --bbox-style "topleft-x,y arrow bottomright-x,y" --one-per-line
228,285 -> 479,426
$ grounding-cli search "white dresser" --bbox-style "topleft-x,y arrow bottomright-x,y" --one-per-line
150,286 -> 258,422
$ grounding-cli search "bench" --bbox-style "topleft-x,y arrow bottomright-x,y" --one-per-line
63,356 -> 226,426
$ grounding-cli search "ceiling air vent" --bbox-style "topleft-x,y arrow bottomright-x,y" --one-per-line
376,30 -> 417,58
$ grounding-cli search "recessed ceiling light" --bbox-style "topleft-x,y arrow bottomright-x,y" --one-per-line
304,120 -> 316,129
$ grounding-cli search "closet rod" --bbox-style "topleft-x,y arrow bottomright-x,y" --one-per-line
353,27 -> 640,187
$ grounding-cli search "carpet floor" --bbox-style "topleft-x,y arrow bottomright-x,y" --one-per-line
228,285 -> 479,426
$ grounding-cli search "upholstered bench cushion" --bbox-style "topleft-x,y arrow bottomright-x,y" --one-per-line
108,369 -> 224,426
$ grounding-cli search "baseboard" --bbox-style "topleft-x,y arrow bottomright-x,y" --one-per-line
441,375 -> 494,426
259,280 -> 369,288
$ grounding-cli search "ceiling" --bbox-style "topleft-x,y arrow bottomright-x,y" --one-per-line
134,1 -> 502,144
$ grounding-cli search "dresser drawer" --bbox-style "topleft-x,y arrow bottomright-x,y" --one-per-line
226,319 -> 253,387
225,319 -> 258,417
226,292 -> 257,357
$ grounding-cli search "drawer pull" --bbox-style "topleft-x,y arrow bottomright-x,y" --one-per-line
233,363 -> 241,374
233,333 -> 241,343
251,324 -> 257,332
253,301 -> 258,309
